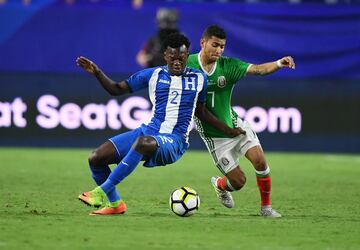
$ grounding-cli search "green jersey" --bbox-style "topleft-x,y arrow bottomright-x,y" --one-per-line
187,53 -> 250,138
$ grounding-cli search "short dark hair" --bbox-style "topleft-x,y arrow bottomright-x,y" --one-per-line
162,33 -> 190,51
202,25 -> 226,40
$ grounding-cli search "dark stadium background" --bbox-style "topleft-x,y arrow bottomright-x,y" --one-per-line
0,0 -> 359,153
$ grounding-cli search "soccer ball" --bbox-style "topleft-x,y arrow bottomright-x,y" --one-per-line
169,187 -> 200,217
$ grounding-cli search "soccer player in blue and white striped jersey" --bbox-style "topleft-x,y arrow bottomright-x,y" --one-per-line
76,33 -> 244,215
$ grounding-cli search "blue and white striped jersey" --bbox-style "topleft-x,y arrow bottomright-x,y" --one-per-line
127,66 -> 207,142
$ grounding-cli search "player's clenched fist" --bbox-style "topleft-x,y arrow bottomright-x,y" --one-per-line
76,56 -> 100,74
277,56 -> 296,69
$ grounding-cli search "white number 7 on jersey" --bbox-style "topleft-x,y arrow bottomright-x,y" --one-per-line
207,91 -> 215,108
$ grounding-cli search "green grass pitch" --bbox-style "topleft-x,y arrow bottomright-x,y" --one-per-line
0,148 -> 359,250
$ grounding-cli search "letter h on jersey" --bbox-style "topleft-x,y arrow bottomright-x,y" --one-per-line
183,77 -> 196,91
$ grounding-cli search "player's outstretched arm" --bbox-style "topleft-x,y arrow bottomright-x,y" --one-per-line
195,102 -> 246,138
247,56 -> 295,76
76,56 -> 130,96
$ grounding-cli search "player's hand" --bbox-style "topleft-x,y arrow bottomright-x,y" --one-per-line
278,56 -> 296,69
225,127 -> 246,138
76,56 -> 100,74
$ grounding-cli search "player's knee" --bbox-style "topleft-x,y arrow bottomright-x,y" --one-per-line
133,136 -> 157,156
88,151 -> 103,168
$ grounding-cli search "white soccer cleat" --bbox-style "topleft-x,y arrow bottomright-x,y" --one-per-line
211,176 -> 235,208
260,205 -> 282,218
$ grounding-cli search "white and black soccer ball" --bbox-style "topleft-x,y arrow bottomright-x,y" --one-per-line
169,187 -> 200,217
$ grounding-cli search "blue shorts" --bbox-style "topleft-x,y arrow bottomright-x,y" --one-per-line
109,125 -> 189,167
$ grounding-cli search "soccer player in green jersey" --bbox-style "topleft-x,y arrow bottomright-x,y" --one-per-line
187,25 -> 295,218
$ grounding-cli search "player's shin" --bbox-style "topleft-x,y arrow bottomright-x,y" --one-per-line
100,149 -> 143,202
255,167 -> 271,206
90,165 -> 111,185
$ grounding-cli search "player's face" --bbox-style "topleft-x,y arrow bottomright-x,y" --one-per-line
201,36 -> 226,62
164,45 -> 189,75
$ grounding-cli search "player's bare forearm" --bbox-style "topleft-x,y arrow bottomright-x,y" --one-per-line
248,62 -> 279,76
195,103 -> 245,137
247,56 -> 296,76
93,70 -> 130,96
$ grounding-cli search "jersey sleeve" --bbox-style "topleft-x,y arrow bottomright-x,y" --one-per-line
226,57 -> 250,84
126,68 -> 154,92
197,72 -> 208,103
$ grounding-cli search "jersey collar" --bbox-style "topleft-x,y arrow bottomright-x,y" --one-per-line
198,52 -> 217,76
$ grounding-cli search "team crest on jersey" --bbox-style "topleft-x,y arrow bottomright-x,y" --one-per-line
217,76 -> 226,88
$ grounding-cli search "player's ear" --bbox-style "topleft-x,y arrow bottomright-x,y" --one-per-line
200,38 -> 206,49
